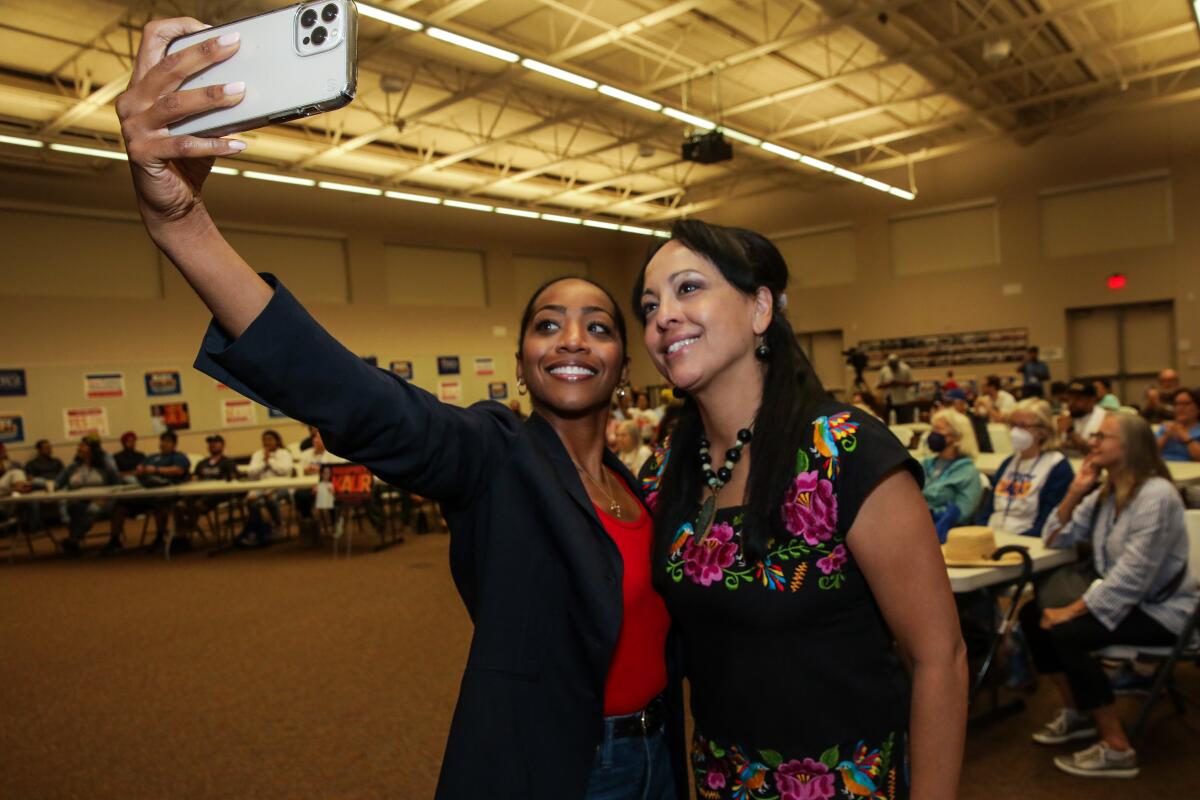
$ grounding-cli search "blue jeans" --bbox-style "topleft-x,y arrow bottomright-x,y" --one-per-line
584,719 -> 675,800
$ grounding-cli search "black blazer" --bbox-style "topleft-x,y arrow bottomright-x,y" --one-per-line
194,276 -> 688,800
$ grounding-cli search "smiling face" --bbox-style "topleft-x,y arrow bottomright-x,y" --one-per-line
639,241 -> 771,394
516,278 -> 627,420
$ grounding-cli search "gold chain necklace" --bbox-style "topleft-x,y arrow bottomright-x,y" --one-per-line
573,460 -> 623,517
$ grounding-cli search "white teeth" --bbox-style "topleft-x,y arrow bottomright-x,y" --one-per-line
667,337 -> 698,354
549,365 -> 596,377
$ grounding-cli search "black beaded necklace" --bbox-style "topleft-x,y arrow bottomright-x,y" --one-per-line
695,427 -> 752,538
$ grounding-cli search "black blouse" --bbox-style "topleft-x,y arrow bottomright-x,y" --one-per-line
644,404 -> 921,800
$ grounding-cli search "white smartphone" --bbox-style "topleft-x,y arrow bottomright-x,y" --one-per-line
166,1 -> 358,137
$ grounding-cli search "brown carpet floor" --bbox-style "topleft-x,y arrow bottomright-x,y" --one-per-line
2,530 -> 1198,799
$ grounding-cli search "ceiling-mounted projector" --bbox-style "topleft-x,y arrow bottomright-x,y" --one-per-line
682,130 -> 732,164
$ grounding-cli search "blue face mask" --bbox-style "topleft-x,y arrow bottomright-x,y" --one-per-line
927,432 -> 948,452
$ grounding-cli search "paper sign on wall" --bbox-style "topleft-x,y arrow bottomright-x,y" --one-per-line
437,356 -> 461,376
85,372 -> 125,399
0,413 -> 24,443
488,381 -> 508,401
145,370 -> 182,396
473,357 -> 495,376
64,407 -> 109,439
220,398 -> 257,427
151,402 -> 190,432
438,380 -> 462,404
0,369 -> 26,397
390,360 -> 413,380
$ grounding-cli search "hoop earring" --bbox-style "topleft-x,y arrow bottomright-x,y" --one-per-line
517,378 -> 528,396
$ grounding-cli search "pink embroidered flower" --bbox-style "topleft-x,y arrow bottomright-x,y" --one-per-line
645,490 -> 659,511
816,544 -> 848,575
683,521 -> 738,586
774,758 -> 836,800
704,764 -> 727,789
782,471 -> 838,545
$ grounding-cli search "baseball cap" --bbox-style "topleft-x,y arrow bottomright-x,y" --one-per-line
205,434 -> 225,444
120,430 -> 137,444
945,388 -> 967,401
1065,381 -> 1097,397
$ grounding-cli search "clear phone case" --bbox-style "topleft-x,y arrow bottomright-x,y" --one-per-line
166,1 -> 357,137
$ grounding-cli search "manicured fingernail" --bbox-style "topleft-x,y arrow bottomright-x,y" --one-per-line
228,140 -> 247,152
223,81 -> 245,96
218,32 -> 240,46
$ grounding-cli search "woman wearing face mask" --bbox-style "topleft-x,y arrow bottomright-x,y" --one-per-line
979,399 -> 1075,536
114,20 -> 685,799
636,220 -> 966,800
921,408 -> 983,538
1022,413 -> 1197,778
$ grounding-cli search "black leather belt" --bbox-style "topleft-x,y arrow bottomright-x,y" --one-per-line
609,694 -> 666,738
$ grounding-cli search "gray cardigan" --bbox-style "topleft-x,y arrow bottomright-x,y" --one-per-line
1043,476 -> 1197,636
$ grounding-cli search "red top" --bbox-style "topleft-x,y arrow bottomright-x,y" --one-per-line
595,480 -> 671,716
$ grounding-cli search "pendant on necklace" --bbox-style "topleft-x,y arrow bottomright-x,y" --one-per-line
695,493 -> 716,539
609,499 -> 622,516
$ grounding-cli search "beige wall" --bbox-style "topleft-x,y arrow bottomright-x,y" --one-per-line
0,166 -> 650,464
709,103 -> 1200,395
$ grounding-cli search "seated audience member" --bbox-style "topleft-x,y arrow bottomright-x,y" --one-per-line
1141,368 -> 1181,423
113,431 -> 146,480
178,434 -> 238,534
239,429 -> 294,547
57,439 -> 121,555
979,399 -> 1074,536
1048,381 -> 1070,417
1023,413 -> 1198,779
1018,346 -> 1051,397
0,450 -> 32,530
613,420 -> 652,476
946,388 -> 993,453
922,408 -> 983,539
975,375 -> 1017,422
84,434 -> 119,474
107,431 -> 190,553
24,439 -> 63,482
1156,388 -> 1200,462
1058,381 -> 1107,456
1093,377 -> 1120,411
294,426 -> 346,531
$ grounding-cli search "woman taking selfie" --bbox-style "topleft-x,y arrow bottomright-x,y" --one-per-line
635,221 -> 967,799
115,19 -> 683,800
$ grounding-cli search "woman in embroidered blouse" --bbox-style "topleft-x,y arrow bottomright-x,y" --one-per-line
979,399 -> 1074,536
920,409 -> 982,535
635,220 -> 967,800
1023,412 -> 1197,778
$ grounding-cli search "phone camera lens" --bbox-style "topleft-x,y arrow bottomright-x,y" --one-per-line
301,8 -> 318,27
311,26 -> 328,45
321,4 -> 339,22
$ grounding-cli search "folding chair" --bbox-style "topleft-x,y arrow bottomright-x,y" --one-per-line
1093,509 -> 1200,743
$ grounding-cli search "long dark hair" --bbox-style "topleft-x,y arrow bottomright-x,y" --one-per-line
632,219 -> 828,561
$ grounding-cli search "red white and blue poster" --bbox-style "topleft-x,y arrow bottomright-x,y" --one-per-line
145,370 -> 182,396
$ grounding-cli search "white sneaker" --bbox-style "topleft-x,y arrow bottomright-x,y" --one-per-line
1053,742 -> 1139,779
1031,708 -> 1098,745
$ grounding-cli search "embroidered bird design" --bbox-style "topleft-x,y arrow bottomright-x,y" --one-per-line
836,741 -> 884,798
812,412 -> 860,478
668,522 -> 694,558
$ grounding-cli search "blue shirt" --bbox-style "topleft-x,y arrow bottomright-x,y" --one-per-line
139,451 -> 191,485
1158,422 -> 1200,462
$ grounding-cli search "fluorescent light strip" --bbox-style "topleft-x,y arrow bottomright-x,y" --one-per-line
318,180 -> 383,196
49,143 -> 126,160
542,213 -> 581,224
0,133 -> 43,148
889,187 -> 916,200
582,219 -> 620,230
242,170 -> 315,186
653,230 -> 671,238
496,207 -> 540,218
386,190 -> 441,204
799,155 -> 836,172
862,177 -> 890,192
760,141 -> 800,160
357,3 -> 423,31
598,85 -> 662,112
426,28 -> 518,62
718,127 -> 760,146
443,199 -> 493,212
833,167 -> 864,183
210,165 -> 239,176
520,59 -> 597,90
662,108 -> 716,130
619,224 -> 654,236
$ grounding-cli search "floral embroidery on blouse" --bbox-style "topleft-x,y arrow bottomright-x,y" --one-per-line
663,414 -> 863,592
692,730 -> 900,800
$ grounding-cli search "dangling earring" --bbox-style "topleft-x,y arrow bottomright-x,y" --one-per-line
616,384 -> 628,401
755,336 -> 772,361
517,378 -> 528,396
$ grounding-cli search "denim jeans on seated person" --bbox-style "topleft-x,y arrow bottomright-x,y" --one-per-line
583,719 -> 675,800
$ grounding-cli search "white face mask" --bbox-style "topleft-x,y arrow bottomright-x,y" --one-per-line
1009,426 -> 1036,453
